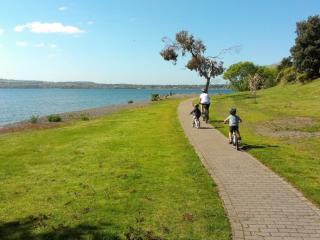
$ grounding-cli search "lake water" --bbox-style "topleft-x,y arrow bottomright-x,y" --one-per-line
0,88 -> 232,126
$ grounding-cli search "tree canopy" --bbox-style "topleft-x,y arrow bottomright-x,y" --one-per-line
223,62 -> 258,91
223,62 -> 277,91
290,15 -> 320,79
160,30 -> 224,92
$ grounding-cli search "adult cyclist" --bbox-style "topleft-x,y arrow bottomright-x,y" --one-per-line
199,89 -> 210,122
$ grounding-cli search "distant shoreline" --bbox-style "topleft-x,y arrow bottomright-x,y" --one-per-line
0,79 -> 228,89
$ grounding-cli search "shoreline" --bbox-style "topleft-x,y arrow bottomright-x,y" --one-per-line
0,94 -> 195,135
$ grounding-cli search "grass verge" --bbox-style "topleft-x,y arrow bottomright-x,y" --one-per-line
210,79 -> 320,206
0,98 -> 230,240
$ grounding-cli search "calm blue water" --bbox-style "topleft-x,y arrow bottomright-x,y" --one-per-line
0,88 -> 232,126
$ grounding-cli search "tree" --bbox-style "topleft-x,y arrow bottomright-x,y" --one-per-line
290,15 -> 320,79
277,56 -> 293,72
224,62 -> 277,91
223,62 -> 258,91
248,73 -> 263,103
257,66 -> 277,88
160,30 -> 224,93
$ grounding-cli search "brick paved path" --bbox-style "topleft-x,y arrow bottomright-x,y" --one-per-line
178,99 -> 320,240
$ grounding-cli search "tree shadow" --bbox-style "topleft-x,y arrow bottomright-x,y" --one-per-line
0,215 -> 121,240
241,144 -> 279,151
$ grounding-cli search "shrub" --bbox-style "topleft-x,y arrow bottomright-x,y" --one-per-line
150,94 -> 160,101
47,114 -> 62,122
297,72 -> 309,83
128,100 -> 134,104
80,113 -> 89,121
29,115 -> 39,124
279,67 -> 297,84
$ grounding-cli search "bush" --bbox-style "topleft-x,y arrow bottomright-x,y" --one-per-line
279,67 -> 297,84
297,72 -> 309,83
47,114 -> 62,122
29,115 -> 39,124
80,113 -> 89,121
128,100 -> 134,104
150,94 -> 160,101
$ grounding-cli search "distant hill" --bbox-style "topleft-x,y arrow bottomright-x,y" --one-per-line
0,79 -> 228,89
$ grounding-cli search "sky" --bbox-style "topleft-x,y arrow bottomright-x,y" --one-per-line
0,0 -> 320,85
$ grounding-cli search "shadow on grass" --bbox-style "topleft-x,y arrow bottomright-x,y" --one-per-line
241,144 -> 279,151
0,215 -> 120,240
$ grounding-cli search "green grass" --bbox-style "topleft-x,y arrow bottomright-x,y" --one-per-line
0,99 -> 230,240
210,79 -> 320,206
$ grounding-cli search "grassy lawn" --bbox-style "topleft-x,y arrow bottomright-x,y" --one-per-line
0,98 -> 230,240
210,79 -> 320,206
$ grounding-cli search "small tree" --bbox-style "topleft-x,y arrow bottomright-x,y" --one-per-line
160,30 -> 224,93
248,73 -> 263,103
290,15 -> 320,79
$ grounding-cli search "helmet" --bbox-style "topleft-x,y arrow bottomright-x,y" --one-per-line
229,108 -> 236,115
194,104 -> 199,108
201,88 -> 206,93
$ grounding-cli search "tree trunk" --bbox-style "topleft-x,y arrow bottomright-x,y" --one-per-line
204,78 -> 210,93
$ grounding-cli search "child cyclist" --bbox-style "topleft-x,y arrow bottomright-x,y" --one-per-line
190,104 -> 201,128
224,108 -> 242,144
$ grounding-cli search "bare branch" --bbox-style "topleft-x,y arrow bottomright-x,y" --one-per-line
209,45 -> 242,59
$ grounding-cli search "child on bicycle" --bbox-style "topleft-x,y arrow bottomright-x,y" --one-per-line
190,104 -> 201,127
224,108 -> 242,144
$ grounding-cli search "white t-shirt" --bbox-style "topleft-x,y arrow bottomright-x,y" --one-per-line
199,93 -> 210,104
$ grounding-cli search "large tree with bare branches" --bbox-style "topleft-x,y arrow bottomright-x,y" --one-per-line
160,31 -> 224,93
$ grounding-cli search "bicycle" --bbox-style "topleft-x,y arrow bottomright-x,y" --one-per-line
201,104 -> 209,123
231,129 -> 240,150
192,115 -> 200,129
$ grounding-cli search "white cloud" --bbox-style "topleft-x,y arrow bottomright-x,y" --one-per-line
16,41 -> 28,47
87,21 -> 94,25
0,28 -> 4,35
58,6 -> 67,11
49,44 -> 57,49
14,22 -> 84,34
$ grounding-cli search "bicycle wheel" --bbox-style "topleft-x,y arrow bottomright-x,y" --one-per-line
231,132 -> 236,148
235,137 -> 239,150
233,133 -> 239,150
204,107 -> 208,123
196,119 -> 200,128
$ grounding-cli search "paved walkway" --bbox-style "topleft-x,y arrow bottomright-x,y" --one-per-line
178,99 -> 320,240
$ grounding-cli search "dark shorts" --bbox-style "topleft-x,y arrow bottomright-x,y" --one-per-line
229,126 -> 239,132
